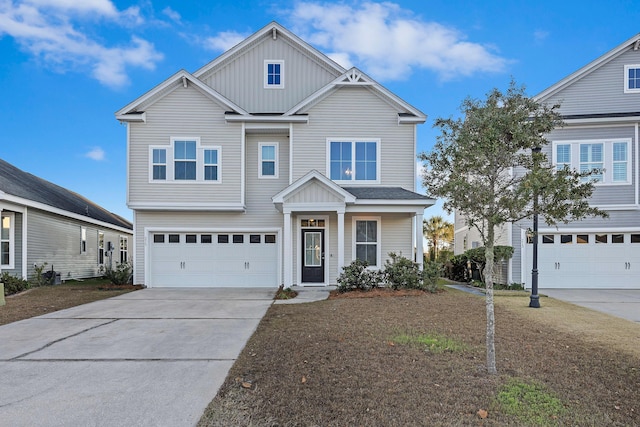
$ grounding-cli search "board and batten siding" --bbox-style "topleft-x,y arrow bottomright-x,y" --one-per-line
286,180 -> 344,204
292,86 -> 416,189
25,209 -> 130,280
546,125 -> 636,206
200,35 -> 340,113
128,84 -> 242,206
541,47 -> 640,115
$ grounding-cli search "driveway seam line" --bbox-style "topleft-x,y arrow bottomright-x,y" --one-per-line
10,319 -> 119,360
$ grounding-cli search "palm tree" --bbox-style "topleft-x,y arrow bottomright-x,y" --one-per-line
423,216 -> 453,261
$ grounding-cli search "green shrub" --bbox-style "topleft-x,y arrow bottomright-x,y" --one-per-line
384,252 -> 422,290
2,272 -> 30,296
102,262 -> 133,285
422,260 -> 443,293
336,259 -> 380,293
445,254 -> 469,282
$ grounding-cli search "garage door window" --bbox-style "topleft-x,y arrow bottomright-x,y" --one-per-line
542,235 -> 554,244
169,234 -> 180,243
201,234 -> 212,243
233,235 -> 244,243
186,234 -> 197,243
631,234 -> 640,243
561,235 -> 572,244
218,235 -> 229,243
265,234 -> 276,244
612,234 -> 624,244
250,234 -> 261,243
595,234 -> 607,243
577,234 -> 589,244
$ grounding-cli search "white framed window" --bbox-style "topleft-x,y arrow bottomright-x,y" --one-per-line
327,139 -> 380,183
624,64 -> 640,93
264,60 -> 284,88
98,231 -> 105,265
259,142 -> 278,178
552,139 -> 631,185
119,236 -> 128,263
352,216 -> 381,268
81,226 -> 87,253
203,148 -> 220,182
1,212 -> 14,268
149,138 -> 221,183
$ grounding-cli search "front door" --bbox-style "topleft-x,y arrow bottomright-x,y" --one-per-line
301,229 -> 325,283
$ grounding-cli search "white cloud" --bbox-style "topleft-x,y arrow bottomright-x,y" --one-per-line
85,146 -> 106,161
533,29 -> 549,43
287,1 -> 508,81
0,0 -> 163,88
203,30 -> 247,52
162,6 -> 181,23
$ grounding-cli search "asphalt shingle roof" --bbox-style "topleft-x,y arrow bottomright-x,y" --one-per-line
0,159 -> 132,230
342,187 -> 431,200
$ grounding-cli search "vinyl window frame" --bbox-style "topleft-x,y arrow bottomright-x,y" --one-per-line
148,138 -> 222,183
258,142 -> 279,179
264,60 -> 284,89
623,64 -> 640,93
98,231 -> 105,265
80,226 -> 87,254
326,138 -> 381,184
352,216 -> 382,269
552,139 -> 632,186
119,236 -> 128,263
1,212 -> 15,269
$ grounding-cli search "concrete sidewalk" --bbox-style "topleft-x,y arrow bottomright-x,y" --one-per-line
541,289 -> 640,323
0,288 -> 276,427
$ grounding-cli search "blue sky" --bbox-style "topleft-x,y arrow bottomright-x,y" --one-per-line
1,0 -> 639,221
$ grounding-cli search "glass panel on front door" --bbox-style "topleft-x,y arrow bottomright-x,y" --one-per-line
305,232 -> 322,267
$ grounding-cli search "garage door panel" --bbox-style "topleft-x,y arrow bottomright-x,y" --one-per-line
150,232 -> 278,288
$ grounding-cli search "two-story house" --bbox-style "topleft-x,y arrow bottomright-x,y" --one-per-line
116,22 -> 434,288
455,33 -> 640,290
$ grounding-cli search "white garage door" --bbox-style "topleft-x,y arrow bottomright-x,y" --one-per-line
149,232 -> 278,287
524,231 -> 640,289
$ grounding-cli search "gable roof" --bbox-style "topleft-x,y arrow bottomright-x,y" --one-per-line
0,159 -> 132,231
115,70 -> 249,120
535,33 -> 640,102
285,67 -> 426,122
193,21 -> 346,81
272,170 -> 356,204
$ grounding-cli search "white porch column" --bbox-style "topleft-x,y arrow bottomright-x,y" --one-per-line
415,211 -> 424,269
283,210 -> 293,287
337,209 -> 345,272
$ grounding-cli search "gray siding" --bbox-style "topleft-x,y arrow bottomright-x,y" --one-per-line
201,34 -> 340,113
546,125 -> 636,206
542,48 -> 640,115
25,209 -> 131,280
128,84 -> 243,206
293,86 -> 416,188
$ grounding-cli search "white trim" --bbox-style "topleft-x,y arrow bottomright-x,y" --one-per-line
115,112 -> 145,122
241,123 -> 246,207
272,170 -> 356,204
352,216 -> 382,269
119,235 -> 129,264
1,212 -> 15,269
347,205 -> 426,214
636,123 -> 639,206
289,123 -> 293,185
21,207 -> 27,279
144,226 -> 282,288
353,199 -> 433,206
537,226 -> 640,233
258,142 -> 279,179
264,60 -> 285,89
623,64 -> 640,93
80,226 -> 87,254
225,114 -> 309,123
132,210 -> 137,284
149,137 -> 224,184
126,123 -> 130,207
127,202 -> 245,211
507,222 -> 513,284
296,215 -> 330,286
98,230 -> 105,266
326,138 -> 381,184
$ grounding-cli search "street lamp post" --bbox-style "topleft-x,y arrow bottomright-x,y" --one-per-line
529,146 -> 541,308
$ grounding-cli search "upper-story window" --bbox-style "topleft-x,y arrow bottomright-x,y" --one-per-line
259,143 -> 278,178
553,139 -> 631,185
264,60 -> 284,88
624,65 -> 640,93
328,139 -> 379,183
149,138 -> 221,183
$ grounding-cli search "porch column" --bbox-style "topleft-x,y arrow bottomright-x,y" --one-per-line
283,210 -> 293,287
337,209 -> 345,272
415,211 -> 424,269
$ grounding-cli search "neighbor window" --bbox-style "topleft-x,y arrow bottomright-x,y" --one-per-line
204,149 -> 219,181
259,143 -> 278,178
329,140 -> 379,182
264,60 -> 284,88
353,217 -> 380,268
81,227 -> 87,253
624,65 -> 640,93
98,231 -> 105,265
119,236 -> 128,263
1,213 -> 13,267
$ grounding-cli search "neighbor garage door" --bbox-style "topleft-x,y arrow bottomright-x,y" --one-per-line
524,231 -> 640,289
149,232 -> 278,287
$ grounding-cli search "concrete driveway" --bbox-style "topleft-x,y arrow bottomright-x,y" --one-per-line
0,288 -> 276,427
542,289 -> 640,323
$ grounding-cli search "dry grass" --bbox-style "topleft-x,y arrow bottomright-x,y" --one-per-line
0,279 -> 140,326
200,288 -> 639,426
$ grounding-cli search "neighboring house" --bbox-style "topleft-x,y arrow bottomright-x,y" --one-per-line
116,22 -> 434,288
455,33 -> 640,289
0,159 -> 133,281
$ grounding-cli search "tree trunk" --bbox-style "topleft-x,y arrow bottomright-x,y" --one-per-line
484,225 -> 497,375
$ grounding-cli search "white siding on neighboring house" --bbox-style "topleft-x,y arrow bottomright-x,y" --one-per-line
199,35 -> 340,113
293,86 -> 416,188
128,84 -> 243,207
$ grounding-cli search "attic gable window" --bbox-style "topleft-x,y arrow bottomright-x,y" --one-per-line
624,65 -> 640,93
264,60 -> 284,88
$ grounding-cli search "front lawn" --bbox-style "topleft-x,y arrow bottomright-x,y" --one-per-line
0,279 -> 140,326
200,288 -> 639,426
